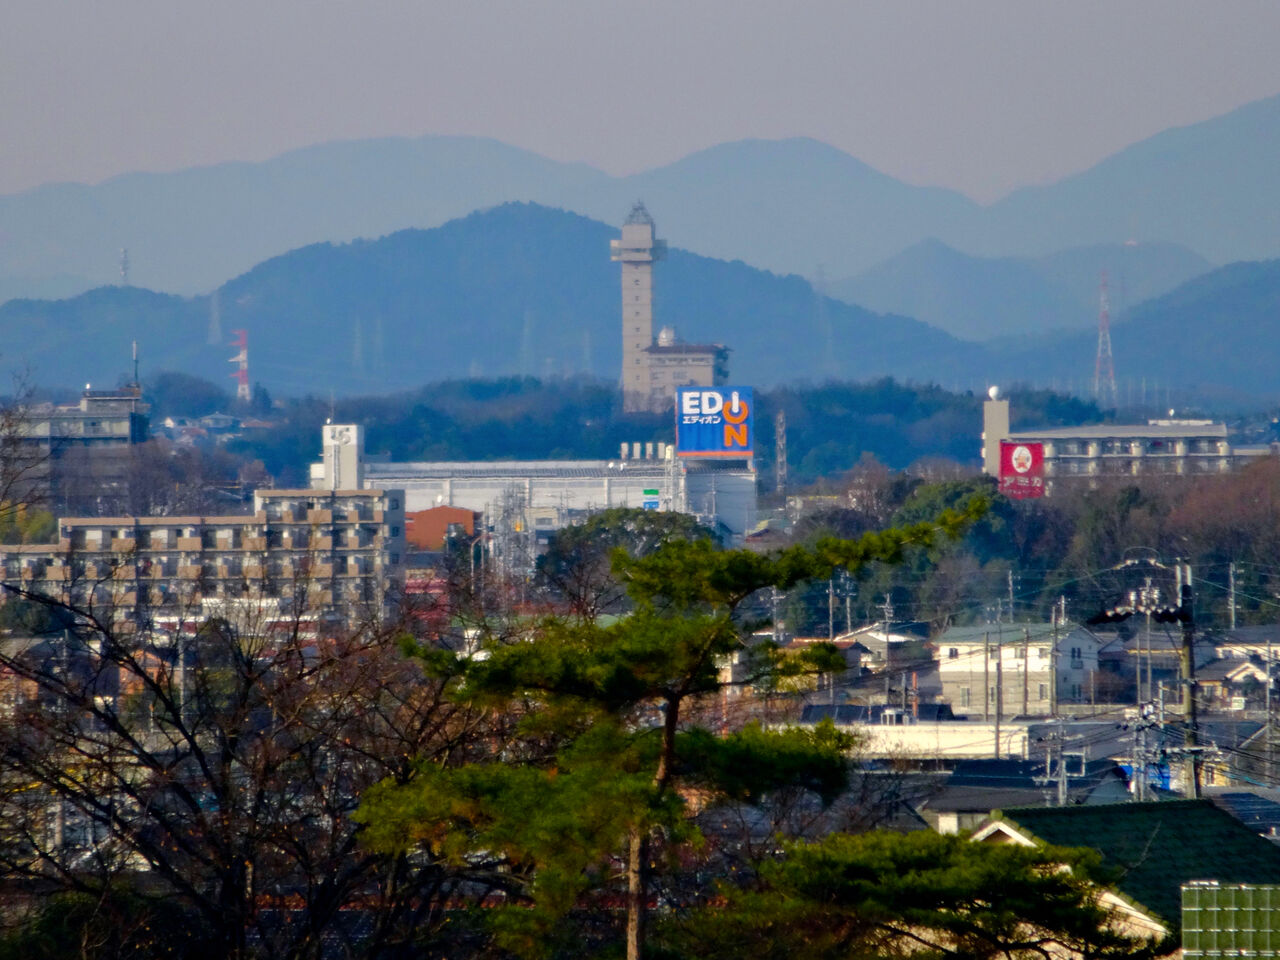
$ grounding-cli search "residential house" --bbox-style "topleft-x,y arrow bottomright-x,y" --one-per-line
937,621 -> 1101,717
1196,656 -> 1274,711
921,757 -> 1132,835
974,800 -> 1280,945
1211,624 -> 1280,661
1094,626 -> 1214,705
840,620 -> 930,671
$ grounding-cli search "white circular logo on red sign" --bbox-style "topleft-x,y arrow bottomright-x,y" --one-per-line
1011,445 -> 1034,474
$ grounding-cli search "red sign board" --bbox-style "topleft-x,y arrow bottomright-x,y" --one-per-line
999,441 -> 1045,499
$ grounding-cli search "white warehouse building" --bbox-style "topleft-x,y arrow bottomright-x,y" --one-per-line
310,425 -> 757,544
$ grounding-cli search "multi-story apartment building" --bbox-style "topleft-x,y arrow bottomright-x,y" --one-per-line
980,392 -> 1261,486
0,487 -> 405,629
14,384 -> 151,514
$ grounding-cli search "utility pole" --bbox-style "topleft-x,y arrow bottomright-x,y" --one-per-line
1022,627 -> 1030,717
1229,561 -> 1237,630
984,632 -> 991,723
1267,630 -> 1274,782
828,578 -> 835,641
1133,714 -> 1147,802
1177,560 -> 1201,798
1143,577 -> 1157,705
1050,602 -> 1061,717
994,644 -> 1003,759
771,586 -> 782,645
774,409 -> 787,494
1043,716 -> 1071,806
843,572 -> 853,634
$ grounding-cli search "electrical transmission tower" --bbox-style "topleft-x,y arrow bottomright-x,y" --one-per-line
775,409 -> 788,493
1093,270 -> 1118,408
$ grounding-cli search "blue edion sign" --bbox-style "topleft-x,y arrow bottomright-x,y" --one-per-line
675,387 -> 753,457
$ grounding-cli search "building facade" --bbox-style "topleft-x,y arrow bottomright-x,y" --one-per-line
937,621 -> 1102,717
982,394 -> 1257,485
15,384 -> 151,514
0,488 -> 406,628
310,427 -> 758,563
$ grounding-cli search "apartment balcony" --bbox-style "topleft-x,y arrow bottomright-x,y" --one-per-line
243,536 -> 267,551
307,508 -> 333,523
178,566 -> 204,580
176,537 -> 202,552
243,564 -> 265,579
112,538 -> 137,552
310,536 -> 333,551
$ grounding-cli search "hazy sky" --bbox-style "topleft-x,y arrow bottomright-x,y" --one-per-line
5,0 -> 1280,202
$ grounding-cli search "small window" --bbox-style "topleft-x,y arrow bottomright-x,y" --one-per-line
391,553 -> 400,564
960,687 -> 970,707
391,526 -> 401,537
948,647 -> 959,659
1039,683 -> 1048,700
390,498 -> 400,510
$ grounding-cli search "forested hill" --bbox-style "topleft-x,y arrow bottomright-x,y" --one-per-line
0,203 -> 968,395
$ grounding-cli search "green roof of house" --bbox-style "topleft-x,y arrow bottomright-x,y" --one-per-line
997,800 -> 1280,931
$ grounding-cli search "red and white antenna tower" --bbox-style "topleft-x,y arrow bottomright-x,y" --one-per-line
1093,271 -> 1117,408
229,329 -> 250,402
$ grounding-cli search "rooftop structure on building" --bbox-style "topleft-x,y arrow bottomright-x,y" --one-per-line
611,203 -> 727,413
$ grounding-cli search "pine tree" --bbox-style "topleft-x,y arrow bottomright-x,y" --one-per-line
358,498 -> 987,959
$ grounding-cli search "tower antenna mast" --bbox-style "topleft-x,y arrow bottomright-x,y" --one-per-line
1093,270 -> 1117,408
229,329 -> 250,402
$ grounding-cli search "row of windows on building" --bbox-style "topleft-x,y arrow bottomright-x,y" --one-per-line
956,683 -> 1085,707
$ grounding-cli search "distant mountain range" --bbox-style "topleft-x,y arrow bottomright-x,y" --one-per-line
5,92 -> 1280,305
980,257 -> 1280,403
831,239 -> 1212,341
0,204 -> 971,396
